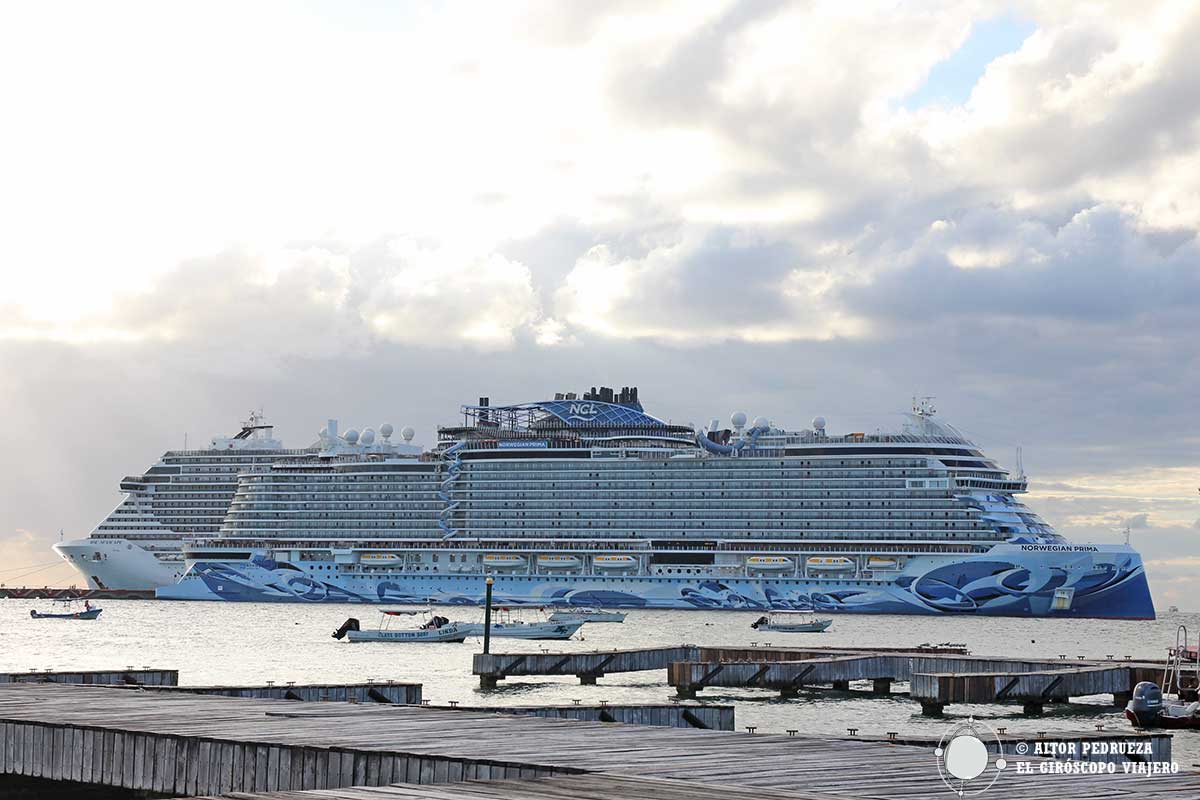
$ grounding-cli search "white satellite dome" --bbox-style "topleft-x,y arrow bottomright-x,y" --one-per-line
360,428 -> 376,445
752,416 -> 769,429
380,423 -> 394,438
812,416 -> 826,431
401,426 -> 415,442
730,411 -> 748,428
343,428 -> 360,445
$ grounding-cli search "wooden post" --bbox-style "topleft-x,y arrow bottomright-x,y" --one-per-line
482,577 -> 493,655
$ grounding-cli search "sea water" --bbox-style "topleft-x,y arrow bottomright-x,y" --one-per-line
2,600 -> 1196,768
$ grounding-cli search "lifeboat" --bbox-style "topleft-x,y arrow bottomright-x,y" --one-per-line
482,554 -> 527,570
806,556 -> 856,573
593,555 -> 638,571
360,553 -> 402,566
537,554 -> 582,570
746,556 -> 793,571
866,556 -> 900,570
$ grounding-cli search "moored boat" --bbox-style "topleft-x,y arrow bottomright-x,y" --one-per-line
30,608 -> 103,620
333,611 -> 468,643
30,599 -> 102,620
548,607 -> 626,623
461,607 -> 583,639
750,611 -> 832,632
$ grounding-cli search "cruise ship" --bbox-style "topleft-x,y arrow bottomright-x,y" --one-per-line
52,413 -> 304,589
54,413 -> 421,590
158,388 -> 1155,618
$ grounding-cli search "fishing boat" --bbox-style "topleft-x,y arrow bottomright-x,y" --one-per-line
548,607 -> 626,623
750,611 -> 832,632
30,600 -> 102,620
332,611 -> 469,643
462,607 -> 583,640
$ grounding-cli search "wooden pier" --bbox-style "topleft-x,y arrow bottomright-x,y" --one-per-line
437,703 -> 733,730
0,588 -> 155,600
1,684 -> 1192,800
0,669 -> 178,687
477,644 -> 1162,716
1,684 -> 1195,799
911,665 -> 1143,716
473,644 -> 970,687
145,682 -> 423,705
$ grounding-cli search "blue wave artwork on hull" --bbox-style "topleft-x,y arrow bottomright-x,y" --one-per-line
168,550 -> 1154,618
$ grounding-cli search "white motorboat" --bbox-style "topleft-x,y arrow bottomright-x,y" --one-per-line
750,611 -> 833,633
332,611 -> 469,643
461,607 -> 583,640
548,607 -> 626,623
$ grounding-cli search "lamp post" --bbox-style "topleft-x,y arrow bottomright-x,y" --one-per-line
483,576 -> 494,654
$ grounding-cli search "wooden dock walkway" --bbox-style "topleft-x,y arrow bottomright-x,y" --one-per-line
146,682 -> 424,705
473,644 -> 970,687
911,665 -> 1142,715
0,668 -> 178,686
0,683 -> 1194,799
438,703 -> 733,730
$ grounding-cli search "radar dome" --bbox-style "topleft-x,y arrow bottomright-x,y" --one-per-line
360,428 -> 376,445
812,416 -> 826,431
730,411 -> 748,428
401,426 -> 415,442
753,416 -> 769,429
380,423 -> 394,438
343,428 -> 360,445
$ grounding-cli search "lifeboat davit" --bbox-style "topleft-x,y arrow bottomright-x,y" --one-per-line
537,554 -> 582,570
593,555 -> 638,571
482,554 -> 527,570
806,556 -> 856,572
746,556 -> 793,571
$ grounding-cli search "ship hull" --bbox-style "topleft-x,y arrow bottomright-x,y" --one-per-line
53,538 -> 183,591
156,543 -> 1155,619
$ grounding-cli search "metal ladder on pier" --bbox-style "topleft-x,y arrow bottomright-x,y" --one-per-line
1162,625 -> 1199,697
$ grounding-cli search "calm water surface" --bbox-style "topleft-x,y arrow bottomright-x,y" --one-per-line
3,600 -> 1197,768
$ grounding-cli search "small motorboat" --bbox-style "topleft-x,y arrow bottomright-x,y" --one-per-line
333,611 -> 469,643
461,607 -> 584,640
30,600 -> 102,620
1126,681 -> 1200,729
548,607 -> 626,623
750,611 -> 832,633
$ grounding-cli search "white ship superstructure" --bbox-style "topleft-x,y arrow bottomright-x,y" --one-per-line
158,388 -> 1155,619
54,414 -> 419,590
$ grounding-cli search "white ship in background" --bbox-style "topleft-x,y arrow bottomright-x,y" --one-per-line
53,413 -> 419,590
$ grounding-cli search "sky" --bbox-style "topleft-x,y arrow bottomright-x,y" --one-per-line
0,1 -> 1197,608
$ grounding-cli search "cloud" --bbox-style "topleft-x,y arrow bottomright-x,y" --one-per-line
1,2 -> 1198,609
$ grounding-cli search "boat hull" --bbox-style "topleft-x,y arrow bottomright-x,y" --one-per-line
157,543 -> 1155,619
30,609 -> 102,620
460,621 -> 583,640
346,626 -> 468,643
758,619 -> 833,632
549,611 -> 626,623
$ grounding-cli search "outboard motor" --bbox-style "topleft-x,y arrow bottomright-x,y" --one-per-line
750,615 -> 769,630
1125,681 -> 1163,727
331,618 -> 360,640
